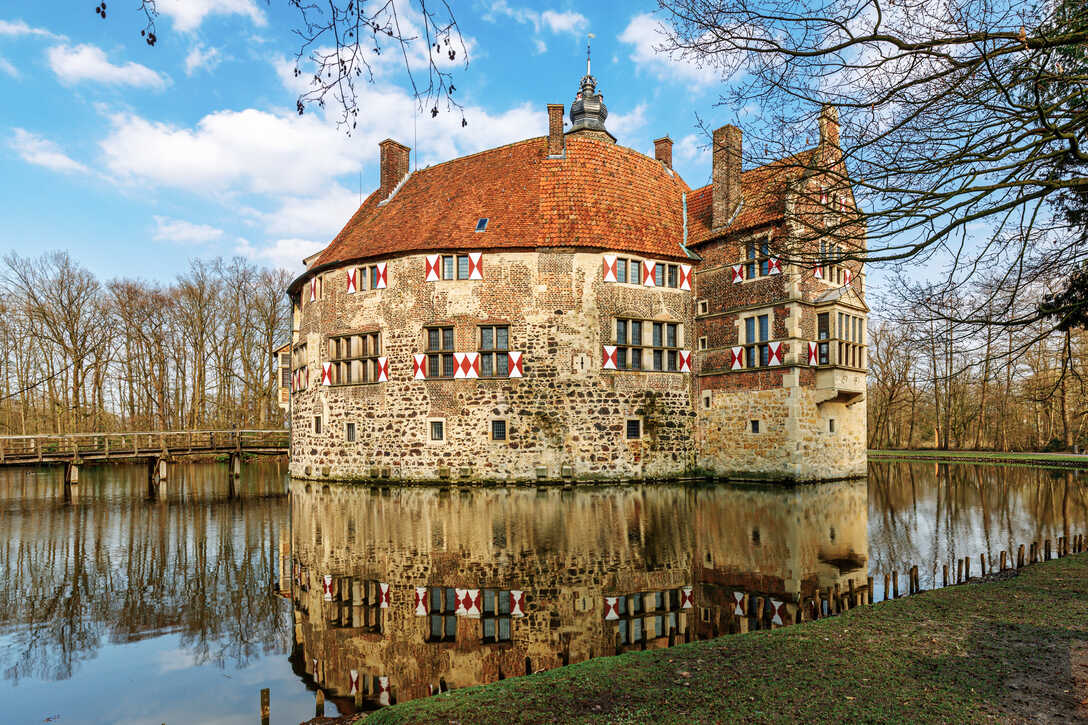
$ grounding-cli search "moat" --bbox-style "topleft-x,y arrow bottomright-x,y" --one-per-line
0,460 -> 1084,723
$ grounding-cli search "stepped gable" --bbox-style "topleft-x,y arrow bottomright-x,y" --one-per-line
302,135 -> 692,284
686,149 -> 817,245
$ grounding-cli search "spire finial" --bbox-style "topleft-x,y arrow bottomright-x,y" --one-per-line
586,33 -> 595,76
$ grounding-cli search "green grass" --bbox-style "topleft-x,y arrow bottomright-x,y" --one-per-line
364,554 -> 1088,724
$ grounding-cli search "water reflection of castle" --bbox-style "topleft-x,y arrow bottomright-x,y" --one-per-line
285,480 -> 868,711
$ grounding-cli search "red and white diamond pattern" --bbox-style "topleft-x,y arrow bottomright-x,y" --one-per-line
378,676 -> 390,707
375,262 -> 388,289
460,588 -> 481,617
678,350 -> 692,373
603,596 -> 619,620
730,346 -> 744,371
814,265 -> 824,280
767,257 -> 782,275
808,341 -> 819,365
770,599 -> 786,626
424,254 -> 441,282
453,352 -> 480,379
346,268 -> 357,294
323,575 -> 333,601
843,267 -> 852,286
602,345 -> 618,370
467,252 -> 483,280
376,357 -> 389,382
508,351 -> 524,378
321,362 -> 332,386
681,586 -> 693,609
510,590 -> 526,617
602,255 -> 618,283
454,588 -> 467,616
414,587 -> 428,616
350,669 -> 360,695
731,264 -> 744,284
679,264 -> 693,290
309,278 -> 317,302
768,341 -> 783,366
732,591 -> 745,616
379,582 -> 390,608
642,260 -> 656,287
413,354 -> 427,380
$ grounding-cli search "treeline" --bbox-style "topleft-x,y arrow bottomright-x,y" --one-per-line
867,315 -> 1088,451
0,252 -> 291,435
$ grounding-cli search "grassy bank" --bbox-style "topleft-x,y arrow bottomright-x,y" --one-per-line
869,448 -> 1088,468
365,554 -> 1088,724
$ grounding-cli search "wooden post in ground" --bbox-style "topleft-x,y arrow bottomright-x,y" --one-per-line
892,571 -> 899,598
737,594 -> 749,634
965,557 -> 971,579
1017,544 -> 1025,568
909,565 -> 919,594
315,690 -> 324,718
260,688 -> 270,725
883,574 -> 890,602
980,553 -> 987,575
1000,551 -> 1007,571
942,563 -> 949,587
957,558 -> 964,584
1045,539 -> 1052,561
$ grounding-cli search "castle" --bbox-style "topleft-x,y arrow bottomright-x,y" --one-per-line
286,67 -> 868,483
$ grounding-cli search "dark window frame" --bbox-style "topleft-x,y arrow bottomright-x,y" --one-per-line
426,326 -> 456,378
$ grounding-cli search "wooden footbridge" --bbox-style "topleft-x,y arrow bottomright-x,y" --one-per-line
0,429 -> 289,488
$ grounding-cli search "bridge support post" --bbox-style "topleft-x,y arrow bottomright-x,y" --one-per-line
64,460 -> 80,486
230,452 -> 242,479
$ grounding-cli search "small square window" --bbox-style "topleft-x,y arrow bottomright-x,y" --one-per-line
698,336 -> 708,351
750,420 -> 760,434
313,416 -> 322,434
697,299 -> 708,315
475,217 -> 488,232
702,391 -> 712,409
829,419 -> 836,434
491,419 -> 507,441
626,419 -> 642,440
430,420 -> 445,442
345,422 -> 356,442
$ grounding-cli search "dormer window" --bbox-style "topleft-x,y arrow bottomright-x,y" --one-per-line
475,218 -> 489,232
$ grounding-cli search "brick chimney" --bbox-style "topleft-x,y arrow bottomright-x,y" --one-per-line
712,124 -> 742,228
547,104 -> 565,157
818,105 -> 839,148
379,138 -> 410,199
654,136 -> 673,169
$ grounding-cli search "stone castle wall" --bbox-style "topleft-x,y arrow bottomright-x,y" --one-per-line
290,250 -> 696,482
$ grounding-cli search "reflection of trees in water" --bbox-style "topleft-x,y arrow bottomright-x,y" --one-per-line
0,462 -> 291,685
867,462 -> 1088,578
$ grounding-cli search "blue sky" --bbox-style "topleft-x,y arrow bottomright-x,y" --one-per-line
1,1 -> 750,281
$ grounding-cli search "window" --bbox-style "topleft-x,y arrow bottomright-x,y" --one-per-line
479,325 -> 510,377
744,314 -> 770,368
442,255 -> 455,280
617,257 -> 629,283
829,419 -> 836,434
475,217 -> 489,232
325,577 -> 384,633
614,257 -> 646,284
817,313 -> 831,365
666,264 -> 679,288
698,336 -> 708,351
626,419 -> 642,440
328,331 -> 382,384
481,589 -> 513,643
654,263 -> 665,287
613,589 -> 687,646
292,343 -> 308,388
457,255 -> 471,280
816,310 -> 865,368
702,391 -> 712,409
313,416 -> 322,434
437,254 -> 477,280
615,318 -> 682,371
428,587 -> 459,642
426,326 -> 455,378
751,420 -> 760,434
430,420 -> 445,442
345,422 -> 356,442
744,240 -> 773,279
697,299 -> 708,315
491,419 -> 507,441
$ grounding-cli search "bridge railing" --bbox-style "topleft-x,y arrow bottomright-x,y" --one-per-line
0,429 -> 289,461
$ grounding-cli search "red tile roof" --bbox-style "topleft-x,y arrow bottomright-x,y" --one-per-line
686,149 -> 817,245
294,136 -> 693,292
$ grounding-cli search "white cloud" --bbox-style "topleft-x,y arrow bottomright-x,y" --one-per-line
184,44 -> 222,75
618,13 -> 712,86
540,10 -> 589,36
153,0 -> 266,33
47,44 -> 169,89
152,215 -> 224,244
0,56 -> 17,78
534,39 -> 547,55
235,237 -> 325,273
100,108 -> 367,197
608,103 -> 649,140
9,128 -> 89,174
0,19 -> 58,38
263,184 -> 361,239
674,133 -> 703,164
